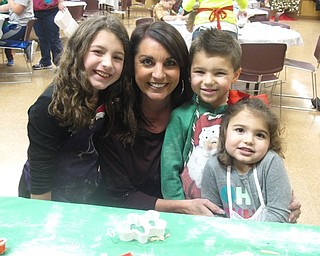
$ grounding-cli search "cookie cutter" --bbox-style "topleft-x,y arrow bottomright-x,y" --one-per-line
0,238 -> 7,255
116,210 -> 167,244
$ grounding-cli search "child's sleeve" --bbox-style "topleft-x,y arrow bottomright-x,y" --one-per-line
201,155 -> 224,209
154,5 -> 168,21
161,109 -> 189,200
261,152 -> 292,222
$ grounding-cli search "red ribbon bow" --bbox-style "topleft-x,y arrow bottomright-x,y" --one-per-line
197,5 -> 233,30
227,90 -> 270,106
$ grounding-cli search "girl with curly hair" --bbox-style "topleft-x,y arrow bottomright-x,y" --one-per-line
18,15 -> 136,204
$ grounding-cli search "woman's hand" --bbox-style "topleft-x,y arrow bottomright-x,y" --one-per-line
155,198 -> 225,217
183,198 -> 225,217
288,191 -> 301,223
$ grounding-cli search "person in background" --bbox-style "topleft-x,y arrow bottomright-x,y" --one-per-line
0,0 -> 34,66
18,15 -> 135,204
161,28 -> 241,200
201,97 -> 292,222
153,0 -> 185,21
161,28 -> 301,222
96,21 -> 224,216
182,0 -> 248,40
31,0 -> 64,70
0,0 -> 8,5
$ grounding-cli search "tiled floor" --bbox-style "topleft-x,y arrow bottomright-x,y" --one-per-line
0,13 -> 319,226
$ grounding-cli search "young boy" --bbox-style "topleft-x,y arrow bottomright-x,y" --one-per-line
153,0 -> 184,21
161,28 -> 241,200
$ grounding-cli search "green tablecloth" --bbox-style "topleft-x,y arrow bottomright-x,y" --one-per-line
1,196 -> 320,255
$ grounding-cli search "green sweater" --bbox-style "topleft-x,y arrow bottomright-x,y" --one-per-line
161,95 -> 227,199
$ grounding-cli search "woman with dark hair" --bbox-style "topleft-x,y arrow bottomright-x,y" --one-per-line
96,21 -> 223,215
97,22 -> 301,220
18,15 -> 135,204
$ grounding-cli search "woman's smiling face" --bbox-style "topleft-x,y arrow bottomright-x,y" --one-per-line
134,37 -> 180,103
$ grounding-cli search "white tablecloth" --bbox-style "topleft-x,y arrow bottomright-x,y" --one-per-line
246,8 -> 269,18
166,19 -> 192,49
63,1 -> 87,8
167,21 -> 303,49
238,22 -> 303,47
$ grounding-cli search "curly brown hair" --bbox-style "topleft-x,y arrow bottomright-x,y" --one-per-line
48,15 -> 136,142
218,97 -> 285,167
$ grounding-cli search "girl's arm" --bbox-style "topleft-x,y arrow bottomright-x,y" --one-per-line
201,155 -> 225,212
261,152 -> 292,222
28,87 -> 61,199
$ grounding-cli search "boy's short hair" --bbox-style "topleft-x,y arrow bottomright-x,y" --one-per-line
189,28 -> 242,71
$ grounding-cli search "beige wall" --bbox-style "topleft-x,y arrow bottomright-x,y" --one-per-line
299,0 -> 320,19
131,0 -> 158,8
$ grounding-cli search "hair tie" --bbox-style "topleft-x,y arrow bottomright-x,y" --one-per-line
227,90 -> 269,106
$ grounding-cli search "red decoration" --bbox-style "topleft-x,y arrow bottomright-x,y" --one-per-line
227,90 -> 269,106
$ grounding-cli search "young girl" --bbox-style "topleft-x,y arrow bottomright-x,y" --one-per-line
18,15 -> 135,204
201,97 -> 292,222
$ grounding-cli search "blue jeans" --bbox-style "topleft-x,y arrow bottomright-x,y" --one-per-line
1,23 -> 26,61
34,7 -> 63,66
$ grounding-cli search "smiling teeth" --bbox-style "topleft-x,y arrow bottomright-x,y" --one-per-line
150,83 -> 166,88
96,70 -> 110,78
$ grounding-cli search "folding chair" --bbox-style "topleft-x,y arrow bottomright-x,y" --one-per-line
63,1 -> 87,21
0,18 -> 37,84
127,0 -> 150,18
248,14 -> 269,22
135,17 -> 153,26
260,21 -> 291,29
83,0 -> 100,17
282,35 -> 320,111
68,5 -> 85,21
235,43 -> 287,115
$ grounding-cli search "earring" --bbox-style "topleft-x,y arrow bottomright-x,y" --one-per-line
178,80 -> 185,96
